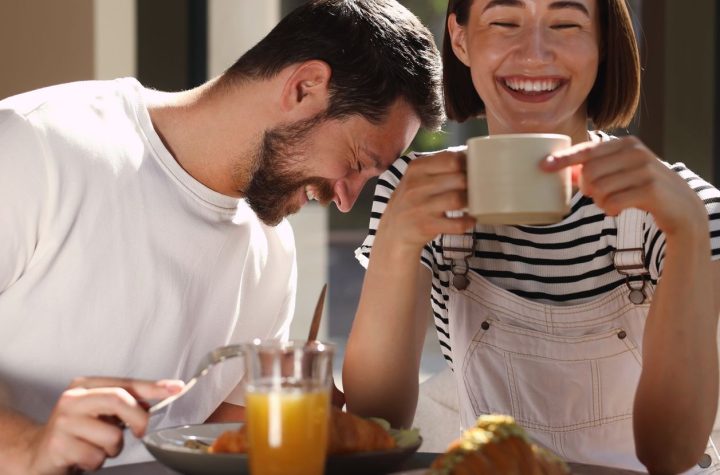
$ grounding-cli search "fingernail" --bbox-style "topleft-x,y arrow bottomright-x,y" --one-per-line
540,155 -> 556,169
159,379 -> 185,393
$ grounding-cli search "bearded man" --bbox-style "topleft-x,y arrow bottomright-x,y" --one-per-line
0,1 -> 444,472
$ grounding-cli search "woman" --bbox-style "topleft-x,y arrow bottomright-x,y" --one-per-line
343,0 -> 720,472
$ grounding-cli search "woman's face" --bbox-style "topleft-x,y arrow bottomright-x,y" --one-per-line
449,0 -> 600,140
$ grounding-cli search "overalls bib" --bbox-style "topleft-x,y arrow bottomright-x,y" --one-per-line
442,208 -> 720,473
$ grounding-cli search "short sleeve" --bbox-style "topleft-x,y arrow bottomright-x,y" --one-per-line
223,223 -> 296,407
223,285 -> 295,406
354,152 -> 435,270
222,374 -> 247,407
643,162 -> 720,278
0,110 -> 49,293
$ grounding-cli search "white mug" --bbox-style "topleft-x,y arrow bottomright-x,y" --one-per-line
466,133 -> 572,225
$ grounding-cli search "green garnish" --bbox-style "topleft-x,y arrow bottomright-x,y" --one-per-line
388,427 -> 421,449
367,417 -> 421,449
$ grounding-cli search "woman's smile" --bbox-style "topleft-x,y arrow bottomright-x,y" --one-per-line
497,75 -> 568,103
449,0 -> 600,139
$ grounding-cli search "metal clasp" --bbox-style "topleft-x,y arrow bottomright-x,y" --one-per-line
441,233 -> 476,291
611,247 -> 646,274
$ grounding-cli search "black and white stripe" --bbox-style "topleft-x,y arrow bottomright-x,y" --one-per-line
355,148 -> 720,369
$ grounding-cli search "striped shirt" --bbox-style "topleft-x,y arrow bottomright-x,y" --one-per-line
356,142 -> 720,368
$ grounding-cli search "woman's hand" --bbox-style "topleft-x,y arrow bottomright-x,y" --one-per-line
375,151 -> 475,254
541,136 -> 707,240
26,377 -> 183,475
544,136 -> 718,473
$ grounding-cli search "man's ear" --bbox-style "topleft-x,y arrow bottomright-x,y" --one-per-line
448,13 -> 471,67
280,60 -> 332,116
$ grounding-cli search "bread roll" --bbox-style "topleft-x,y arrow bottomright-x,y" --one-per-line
429,415 -> 568,475
327,406 -> 396,454
210,406 -> 396,455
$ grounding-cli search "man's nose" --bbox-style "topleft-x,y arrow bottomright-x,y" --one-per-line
332,177 -> 365,213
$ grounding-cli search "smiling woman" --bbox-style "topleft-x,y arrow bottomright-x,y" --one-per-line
343,1 -> 720,474
443,0 -> 639,139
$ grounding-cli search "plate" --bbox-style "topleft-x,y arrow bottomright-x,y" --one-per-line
142,422 -> 422,475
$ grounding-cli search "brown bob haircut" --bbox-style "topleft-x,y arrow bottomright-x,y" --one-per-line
443,0 -> 641,130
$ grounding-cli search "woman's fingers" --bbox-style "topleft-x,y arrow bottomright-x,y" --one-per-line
410,151 -> 466,175
376,151 -> 475,250
541,136 -> 639,171
402,171 -> 467,206
580,165 -> 654,208
595,186 -> 654,217
538,136 -> 686,218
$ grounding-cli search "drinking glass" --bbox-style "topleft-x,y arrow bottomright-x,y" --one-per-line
244,339 -> 334,475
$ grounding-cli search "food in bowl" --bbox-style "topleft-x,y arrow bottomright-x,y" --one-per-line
209,406 -> 414,455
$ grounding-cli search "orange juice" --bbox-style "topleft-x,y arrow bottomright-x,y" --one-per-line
247,385 -> 330,475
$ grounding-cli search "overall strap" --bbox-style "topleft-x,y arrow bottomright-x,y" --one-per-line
613,208 -> 650,304
441,232 -> 475,290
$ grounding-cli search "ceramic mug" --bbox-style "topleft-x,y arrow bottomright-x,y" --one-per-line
466,133 -> 572,225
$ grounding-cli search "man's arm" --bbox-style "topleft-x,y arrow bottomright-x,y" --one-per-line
0,111 -> 48,293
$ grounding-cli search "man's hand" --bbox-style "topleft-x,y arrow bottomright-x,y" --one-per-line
25,377 -> 183,475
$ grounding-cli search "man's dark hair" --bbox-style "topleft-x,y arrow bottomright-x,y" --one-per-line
222,0 -> 445,130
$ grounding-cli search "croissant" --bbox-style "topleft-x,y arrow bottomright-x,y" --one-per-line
327,406 -> 396,454
210,406 -> 396,455
428,415 -> 568,475
210,426 -> 248,453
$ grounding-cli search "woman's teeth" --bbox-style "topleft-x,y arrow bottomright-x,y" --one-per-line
504,78 -> 560,93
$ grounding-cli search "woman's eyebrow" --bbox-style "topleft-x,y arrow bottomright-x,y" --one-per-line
482,0 -> 524,14
549,1 -> 590,17
481,0 -> 590,18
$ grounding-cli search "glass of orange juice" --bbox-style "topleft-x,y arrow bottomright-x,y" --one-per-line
243,339 -> 333,475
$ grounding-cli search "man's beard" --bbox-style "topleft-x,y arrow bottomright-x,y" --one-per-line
241,114 -> 335,226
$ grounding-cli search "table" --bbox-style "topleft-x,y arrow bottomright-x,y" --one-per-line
97,453 -> 644,474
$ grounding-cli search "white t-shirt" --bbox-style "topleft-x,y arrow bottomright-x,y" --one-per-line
0,78 -> 297,465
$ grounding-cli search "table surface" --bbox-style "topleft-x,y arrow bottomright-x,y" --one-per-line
97,452 -> 644,474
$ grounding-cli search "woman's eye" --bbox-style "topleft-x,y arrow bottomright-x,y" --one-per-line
490,22 -> 519,28
552,23 -> 581,30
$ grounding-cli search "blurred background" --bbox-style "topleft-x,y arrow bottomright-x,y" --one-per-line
1,0 -> 717,382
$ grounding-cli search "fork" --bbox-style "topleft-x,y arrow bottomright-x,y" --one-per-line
68,345 -> 246,474
150,285 -> 329,414
148,344 -> 245,415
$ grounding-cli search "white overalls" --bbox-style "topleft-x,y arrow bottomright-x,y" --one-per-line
442,208 -> 720,473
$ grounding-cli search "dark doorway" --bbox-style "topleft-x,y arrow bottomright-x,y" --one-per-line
136,0 -> 207,91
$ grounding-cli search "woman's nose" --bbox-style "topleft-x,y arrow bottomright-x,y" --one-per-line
516,25 -> 553,65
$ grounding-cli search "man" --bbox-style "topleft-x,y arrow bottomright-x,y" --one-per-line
0,1 -> 443,472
